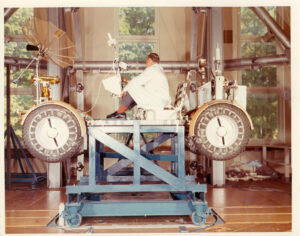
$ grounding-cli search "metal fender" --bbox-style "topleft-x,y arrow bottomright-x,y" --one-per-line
188,99 -> 253,136
21,100 -> 86,137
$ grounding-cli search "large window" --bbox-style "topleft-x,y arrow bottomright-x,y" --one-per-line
239,7 -> 283,142
4,8 -> 34,139
117,7 -> 158,63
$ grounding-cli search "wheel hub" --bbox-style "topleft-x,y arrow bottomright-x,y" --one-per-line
217,126 -> 227,137
35,116 -> 70,150
47,127 -> 58,138
206,115 -> 238,148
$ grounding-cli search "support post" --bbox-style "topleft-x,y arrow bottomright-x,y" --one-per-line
6,65 -> 12,189
262,146 -> 267,165
89,136 -> 96,187
210,8 -> 225,186
133,122 -> 141,185
47,8 -> 62,188
187,8 -> 200,179
72,8 -> 86,181
284,147 -> 290,182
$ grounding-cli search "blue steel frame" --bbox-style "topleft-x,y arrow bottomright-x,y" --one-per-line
4,126 -> 46,185
63,120 -> 211,227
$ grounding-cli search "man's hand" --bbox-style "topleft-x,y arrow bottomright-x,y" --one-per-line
120,91 -> 126,98
121,76 -> 129,83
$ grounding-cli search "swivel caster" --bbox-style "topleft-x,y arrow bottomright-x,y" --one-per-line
66,213 -> 82,228
191,211 -> 206,226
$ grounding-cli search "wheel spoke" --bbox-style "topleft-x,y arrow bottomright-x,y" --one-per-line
48,118 -> 52,128
53,138 -> 59,147
222,136 -> 225,146
217,117 -> 221,127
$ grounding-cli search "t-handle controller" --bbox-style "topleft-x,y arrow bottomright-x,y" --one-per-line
107,32 -> 117,47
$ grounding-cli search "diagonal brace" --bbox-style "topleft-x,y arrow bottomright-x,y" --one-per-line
89,128 -> 186,190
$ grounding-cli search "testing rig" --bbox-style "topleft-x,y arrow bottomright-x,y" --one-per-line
16,18 -> 253,228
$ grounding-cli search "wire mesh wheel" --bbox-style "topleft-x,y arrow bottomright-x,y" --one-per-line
193,102 -> 251,161
23,103 -> 83,162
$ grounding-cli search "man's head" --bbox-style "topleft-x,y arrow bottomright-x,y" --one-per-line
146,53 -> 160,68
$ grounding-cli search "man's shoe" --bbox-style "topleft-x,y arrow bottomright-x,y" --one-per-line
106,111 -> 117,118
106,111 -> 126,119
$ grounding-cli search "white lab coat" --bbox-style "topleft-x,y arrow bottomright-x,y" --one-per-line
124,64 -> 171,110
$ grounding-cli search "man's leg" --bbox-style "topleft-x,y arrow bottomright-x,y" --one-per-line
107,92 -> 137,119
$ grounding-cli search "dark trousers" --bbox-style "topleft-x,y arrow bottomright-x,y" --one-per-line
121,92 -> 137,109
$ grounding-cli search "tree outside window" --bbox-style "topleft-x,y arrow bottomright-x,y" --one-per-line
240,7 -> 280,140
4,8 -> 34,140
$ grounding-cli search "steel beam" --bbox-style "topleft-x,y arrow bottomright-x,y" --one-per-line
250,7 -> 290,50
67,183 -> 207,194
78,201 -> 203,217
4,56 -> 47,69
224,54 -> 289,70
5,55 -> 290,73
72,61 -> 199,72
4,8 -> 18,23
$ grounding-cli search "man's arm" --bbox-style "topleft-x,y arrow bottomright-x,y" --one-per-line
125,67 -> 153,88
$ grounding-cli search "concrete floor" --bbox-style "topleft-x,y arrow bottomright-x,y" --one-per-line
5,179 -> 292,233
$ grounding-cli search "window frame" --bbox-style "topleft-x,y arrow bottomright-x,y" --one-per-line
114,7 -> 160,56
236,7 -> 286,145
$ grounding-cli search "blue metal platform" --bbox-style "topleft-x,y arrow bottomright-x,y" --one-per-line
63,119 -> 211,227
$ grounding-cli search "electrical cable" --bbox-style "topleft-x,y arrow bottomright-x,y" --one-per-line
79,68 -> 116,114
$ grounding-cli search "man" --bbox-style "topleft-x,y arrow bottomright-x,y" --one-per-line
107,53 -> 171,119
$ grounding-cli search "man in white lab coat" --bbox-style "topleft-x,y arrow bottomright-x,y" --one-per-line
107,53 -> 171,119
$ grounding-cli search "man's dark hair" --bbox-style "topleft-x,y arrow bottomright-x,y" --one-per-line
147,53 -> 160,63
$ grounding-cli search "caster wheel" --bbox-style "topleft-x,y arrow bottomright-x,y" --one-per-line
66,213 -> 82,228
191,211 -> 206,226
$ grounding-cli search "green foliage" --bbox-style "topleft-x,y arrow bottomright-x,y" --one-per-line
5,8 -> 33,35
241,42 -> 276,58
4,8 -> 34,140
240,7 -> 276,36
119,42 -> 155,61
242,67 -> 277,87
240,7 -> 279,140
5,8 -> 35,88
119,7 -> 155,36
247,94 -> 278,139
4,95 -> 34,139
4,68 -> 34,89
5,42 -> 33,59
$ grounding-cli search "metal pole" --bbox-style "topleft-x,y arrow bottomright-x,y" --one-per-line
6,65 -> 12,189
72,8 -> 86,181
188,8 -> 200,173
47,8 -> 62,188
250,7 -> 290,50
4,8 -> 18,23
72,61 -> 199,72
210,7 -> 225,187
5,55 -> 290,72
4,56 -> 47,69
224,54 -> 289,70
